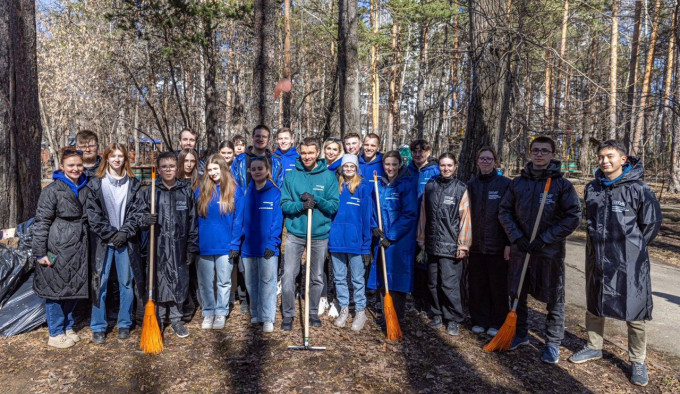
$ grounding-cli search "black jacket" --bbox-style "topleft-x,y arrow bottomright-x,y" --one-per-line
83,156 -> 102,179
85,176 -> 146,306
498,160 -> 581,303
140,179 -> 199,304
585,157 -> 662,321
31,175 -> 91,300
421,176 -> 468,258
467,172 -> 511,255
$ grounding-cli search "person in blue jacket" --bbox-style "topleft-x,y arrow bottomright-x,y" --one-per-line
359,133 -> 385,184
274,127 -> 299,179
321,137 -> 345,174
235,157 -> 283,333
368,150 -> 418,321
231,125 -> 284,187
195,154 -> 242,330
329,154 -> 373,331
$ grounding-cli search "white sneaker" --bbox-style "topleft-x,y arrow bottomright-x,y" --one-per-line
47,334 -> 75,349
213,315 -> 226,329
328,301 -> 340,318
202,316 -> 214,329
65,329 -> 81,343
262,322 -> 274,332
486,327 -> 499,336
472,325 -> 486,334
318,297 -> 328,316
276,280 -> 282,296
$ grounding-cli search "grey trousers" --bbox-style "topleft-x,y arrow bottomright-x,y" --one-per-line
586,311 -> 647,362
281,233 -> 328,318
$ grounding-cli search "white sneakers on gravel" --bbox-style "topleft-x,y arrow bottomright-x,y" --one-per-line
202,316 -> 214,329
263,322 -> 274,332
65,329 -> 81,342
351,310 -> 367,331
213,315 -> 226,329
318,297 -> 329,316
327,301 -> 340,318
47,334 -> 75,349
334,307 -> 350,327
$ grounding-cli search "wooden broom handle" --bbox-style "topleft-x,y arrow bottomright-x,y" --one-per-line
148,167 -> 156,299
373,172 -> 390,295
304,208 -> 313,344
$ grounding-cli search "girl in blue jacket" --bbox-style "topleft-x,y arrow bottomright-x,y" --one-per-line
235,157 -> 283,333
329,154 -> 373,331
368,151 -> 418,322
195,154 -> 241,330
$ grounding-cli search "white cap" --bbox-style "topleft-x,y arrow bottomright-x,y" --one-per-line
341,154 -> 359,168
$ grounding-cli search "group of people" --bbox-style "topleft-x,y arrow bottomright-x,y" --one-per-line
32,126 -> 661,387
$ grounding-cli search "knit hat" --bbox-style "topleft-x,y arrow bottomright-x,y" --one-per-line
341,154 -> 359,168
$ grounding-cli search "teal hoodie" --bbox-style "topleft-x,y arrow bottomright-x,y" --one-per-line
281,157 -> 339,240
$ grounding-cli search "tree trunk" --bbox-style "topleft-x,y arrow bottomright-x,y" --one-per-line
337,0 -> 360,138
387,21 -> 403,151
660,1 -> 677,155
631,0 -> 661,156
552,0 -> 569,131
133,103 -> 140,165
624,0 -> 642,150
0,0 -> 42,228
282,0 -> 292,128
370,0 -> 380,135
204,20 -> 219,154
252,0 -> 278,128
459,0 -> 514,181
608,0 -> 619,139
415,24 -> 429,139
543,48 -> 553,131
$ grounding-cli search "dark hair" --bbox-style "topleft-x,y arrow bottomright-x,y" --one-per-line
344,132 -> 361,141
276,128 -> 293,138
156,151 -> 178,167
365,133 -> 381,144
252,124 -> 271,137
409,139 -> 432,151
232,135 -> 246,145
529,136 -> 556,153
383,150 -> 402,164
219,140 -> 235,151
301,136 -> 321,151
475,146 -> 498,163
438,152 -> 458,165
76,129 -> 98,145
597,139 -> 628,156
179,127 -> 196,138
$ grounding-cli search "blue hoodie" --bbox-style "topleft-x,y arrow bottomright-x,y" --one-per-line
359,152 -> 385,183
407,157 -> 441,201
53,170 -> 88,196
329,178 -> 373,255
274,147 -> 299,179
194,185 -> 242,256
235,180 -> 283,258
327,158 -> 342,174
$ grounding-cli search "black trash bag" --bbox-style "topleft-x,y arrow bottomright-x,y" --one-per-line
15,217 -> 35,252
0,218 -> 35,307
0,274 -> 46,337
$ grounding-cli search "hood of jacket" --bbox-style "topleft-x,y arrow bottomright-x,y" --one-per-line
359,151 -> 384,166
520,159 -> 563,181
408,157 -> 438,174
156,177 -> 189,192
595,156 -> 642,187
274,146 -> 298,158
53,170 -> 88,196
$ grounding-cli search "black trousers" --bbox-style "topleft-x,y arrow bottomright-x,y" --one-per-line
412,266 -> 431,312
516,277 -> 565,346
468,253 -> 509,329
428,256 -> 465,323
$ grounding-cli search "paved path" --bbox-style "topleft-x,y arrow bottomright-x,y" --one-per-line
563,238 -> 680,358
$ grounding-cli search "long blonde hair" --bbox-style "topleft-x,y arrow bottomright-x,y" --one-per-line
197,154 -> 236,217
338,164 -> 362,194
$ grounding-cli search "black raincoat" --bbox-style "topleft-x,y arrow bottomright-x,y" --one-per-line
498,160 -> 581,303
467,172 -> 511,255
85,176 -> 146,306
31,173 -> 91,300
140,179 -> 199,304
584,157 -> 662,321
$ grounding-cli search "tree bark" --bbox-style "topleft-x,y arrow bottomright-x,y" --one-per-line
282,0 -> 292,128
660,1 -> 677,154
204,19 -> 219,154
338,0 -> 360,138
0,0 -> 42,228
252,0 -> 278,128
624,0 -> 642,150
608,0 -> 619,140
415,24 -> 429,139
370,0 -> 380,135
552,0 -> 569,131
543,48 -> 553,131
387,21 -> 403,151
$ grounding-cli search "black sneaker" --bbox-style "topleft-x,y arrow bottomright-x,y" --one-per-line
171,322 -> 189,338
281,317 -> 293,331
240,302 -> 249,314
117,328 -> 130,340
446,322 -> 459,336
92,331 -> 106,344
630,362 -> 648,386
429,316 -> 443,329
310,316 -> 322,328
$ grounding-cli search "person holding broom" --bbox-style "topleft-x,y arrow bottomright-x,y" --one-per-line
416,153 -> 471,336
367,151 -> 418,323
498,136 -> 581,364
569,140 -> 661,386
32,147 -> 91,348
140,152 -> 199,338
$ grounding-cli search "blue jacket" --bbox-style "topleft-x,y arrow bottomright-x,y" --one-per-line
327,158 -> 342,174
274,147 -> 299,179
367,167 -> 418,293
235,180 -> 283,258
408,157 -> 441,201
329,178 -> 373,255
359,152 -> 385,183
53,170 -> 88,196
231,147 -> 284,188
195,185 -> 242,256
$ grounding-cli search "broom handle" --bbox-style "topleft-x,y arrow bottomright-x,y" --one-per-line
373,172 -> 390,295
511,177 -> 552,311
304,208 -> 313,345
148,168 -> 156,299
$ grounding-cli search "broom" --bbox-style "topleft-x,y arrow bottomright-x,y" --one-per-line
373,172 -> 403,342
140,167 -> 163,354
484,177 -> 552,352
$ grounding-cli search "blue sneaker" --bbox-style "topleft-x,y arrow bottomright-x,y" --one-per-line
541,344 -> 560,364
569,347 -> 602,364
630,362 -> 648,386
508,335 -> 530,350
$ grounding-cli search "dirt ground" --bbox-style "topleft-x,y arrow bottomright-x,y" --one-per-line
1,294 -> 679,394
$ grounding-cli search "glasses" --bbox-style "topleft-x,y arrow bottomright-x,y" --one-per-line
325,137 -> 342,143
63,149 -> 84,156
478,157 -> 494,162
76,144 -> 98,151
531,149 -> 553,156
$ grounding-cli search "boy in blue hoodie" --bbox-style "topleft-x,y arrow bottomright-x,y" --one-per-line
359,133 -> 385,182
274,128 -> 299,179
280,137 -> 339,330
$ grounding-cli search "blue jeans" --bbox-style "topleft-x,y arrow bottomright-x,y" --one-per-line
90,246 -> 134,333
331,253 -> 366,311
242,256 -> 278,323
45,299 -> 77,337
197,255 -> 233,317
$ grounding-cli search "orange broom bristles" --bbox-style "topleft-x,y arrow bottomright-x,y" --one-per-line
383,293 -> 403,342
140,300 -> 163,354
483,310 -> 517,352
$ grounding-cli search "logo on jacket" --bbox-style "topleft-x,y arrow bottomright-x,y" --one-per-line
488,191 -> 501,200
443,196 -> 456,205
347,196 -> 360,206
539,192 -> 555,205
313,184 -> 325,192
611,200 -> 628,213
175,200 -> 188,211
260,201 -> 274,210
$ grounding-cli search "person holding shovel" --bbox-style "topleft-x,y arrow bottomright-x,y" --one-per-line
280,137 -> 339,331
140,152 -> 199,338
498,136 -> 581,364
32,147 -> 91,348
569,140 -> 661,387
